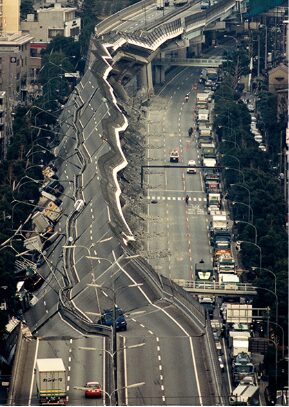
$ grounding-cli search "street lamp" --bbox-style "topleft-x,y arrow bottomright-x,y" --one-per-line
224,166 -> 245,183
221,154 -> 241,170
269,321 -> 285,359
224,34 -> 239,45
255,286 -> 279,328
230,183 -> 251,221
222,138 -> 241,150
235,220 -> 257,245
251,267 -> 276,296
236,240 -> 262,273
232,201 -> 254,223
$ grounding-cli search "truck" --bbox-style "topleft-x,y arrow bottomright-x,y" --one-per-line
230,331 -> 251,356
35,358 -> 67,405
157,0 -> 164,10
203,157 -> 217,167
197,109 -> 210,123
196,92 -> 209,109
217,253 -> 236,274
229,378 -> 259,406
195,262 -> 213,281
207,67 -> 219,82
219,273 -> 240,289
198,296 -> 215,319
207,192 -> 221,213
210,214 -> 227,231
232,352 -> 254,384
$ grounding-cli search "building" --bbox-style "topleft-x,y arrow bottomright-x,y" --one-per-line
268,64 -> 288,93
0,32 -> 34,102
1,0 -> 20,33
0,91 -> 13,159
21,4 -> 81,44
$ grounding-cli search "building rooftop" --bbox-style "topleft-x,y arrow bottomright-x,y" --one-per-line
0,32 -> 34,45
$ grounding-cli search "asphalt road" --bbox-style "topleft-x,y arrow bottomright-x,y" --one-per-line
21,65 -> 220,406
145,67 -> 212,281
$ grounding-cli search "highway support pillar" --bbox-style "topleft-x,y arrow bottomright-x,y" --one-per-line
137,63 -> 154,100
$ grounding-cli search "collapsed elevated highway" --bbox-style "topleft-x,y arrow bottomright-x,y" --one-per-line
18,0 -> 244,404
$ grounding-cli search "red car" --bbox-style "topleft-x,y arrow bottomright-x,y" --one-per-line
85,382 -> 102,398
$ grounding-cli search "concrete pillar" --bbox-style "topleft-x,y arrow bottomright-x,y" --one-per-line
137,63 -> 154,99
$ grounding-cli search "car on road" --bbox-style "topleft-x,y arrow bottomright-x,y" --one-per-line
170,149 -> 179,163
187,160 -> 197,174
218,356 -> 225,373
85,382 -> 102,398
74,199 -> 85,212
98,307 -> 127,331
247,104 -> 254,112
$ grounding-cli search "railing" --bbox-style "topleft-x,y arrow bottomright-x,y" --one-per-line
153,57 -> 225,66
173,279 -> 257,295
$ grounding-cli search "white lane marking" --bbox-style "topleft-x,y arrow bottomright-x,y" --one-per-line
113,254 -> 203,405
103,336 -> 106,405
124,336 -> 129,405
28,338 -> 39,405
159,365 -> 162,371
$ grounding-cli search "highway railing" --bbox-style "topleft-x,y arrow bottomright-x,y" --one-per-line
96,0 -> 155,36
173,279 -> 257,295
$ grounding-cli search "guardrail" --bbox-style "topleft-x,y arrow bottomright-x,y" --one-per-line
153,57 -> 225,67
59,289 -> 111,336
173,279 -> 257,295
96,0 -> 155,35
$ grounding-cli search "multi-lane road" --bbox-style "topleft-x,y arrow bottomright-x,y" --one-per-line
145,67 -> 212,280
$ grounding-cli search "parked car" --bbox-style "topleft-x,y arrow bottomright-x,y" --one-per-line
248,103 -> 255,112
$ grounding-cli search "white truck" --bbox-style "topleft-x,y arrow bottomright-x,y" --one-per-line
157,0 -> 164,9
219,273 -> 240,289
210,213 -> 227,230
196,92 -> 209,109
197,109 -> 210,123
229,331 -> 251,356
203,157 -> 217,167
36,358 -> 67,405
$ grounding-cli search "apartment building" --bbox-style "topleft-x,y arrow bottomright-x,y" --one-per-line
0,91 -> 12,159
0,33 -> 33,101
1,0 -> 20,33
21,4 -> 81,43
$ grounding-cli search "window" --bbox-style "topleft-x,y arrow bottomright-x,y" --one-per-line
48,28 -> 64,38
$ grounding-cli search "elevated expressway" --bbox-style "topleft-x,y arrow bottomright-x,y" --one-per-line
11,0 -> 245,405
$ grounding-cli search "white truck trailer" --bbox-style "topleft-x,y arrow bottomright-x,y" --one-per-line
36,358 -> 67,405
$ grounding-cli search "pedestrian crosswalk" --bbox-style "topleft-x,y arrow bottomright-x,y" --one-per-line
148,196 -> 207,202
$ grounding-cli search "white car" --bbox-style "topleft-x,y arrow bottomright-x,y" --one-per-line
74,199 -> 85,212
187,160 -> 197,174
248,104 -> 255,112
251,115 -> 257,123
254,136 -> 263,143
259,144 -> 267,152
